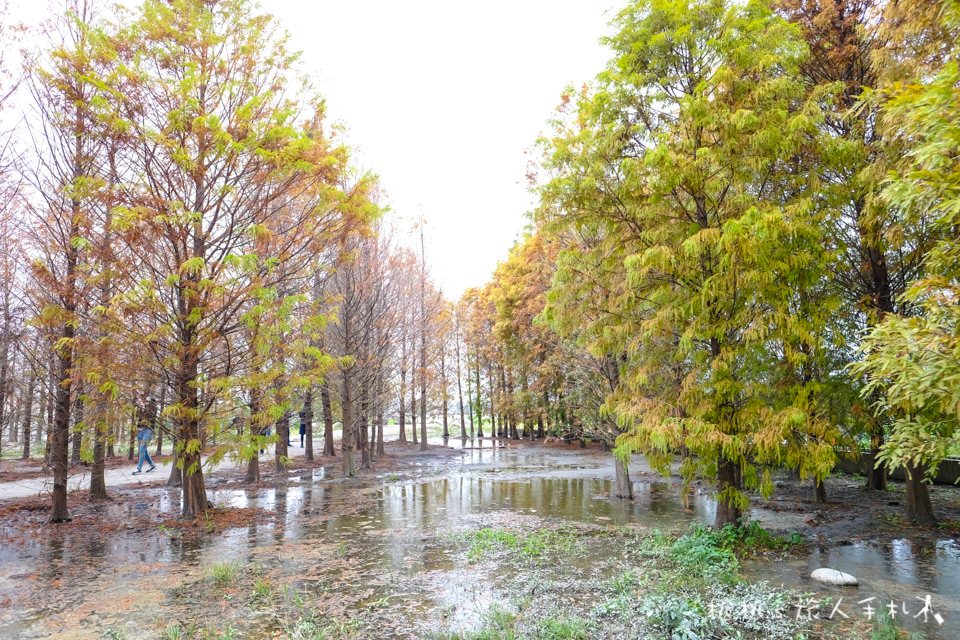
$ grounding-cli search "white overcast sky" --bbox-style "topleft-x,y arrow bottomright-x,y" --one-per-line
9,0 -> 621,298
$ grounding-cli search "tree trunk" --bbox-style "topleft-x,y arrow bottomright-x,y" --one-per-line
155,385 -> 166,457
49,325 -> 75,523
127,409 -> 136,461
455,323 -> 467,439
813,477 -> 827,504
105,417 -> 114,458
865,433 -> 887,491
419,224 -> 428,451
167,442 -> 182,486
321,381 -> 335,457
21,374 -> 35,459
614,454 -> 633,500
441,349 -> 449,438
89,423 -> 107,500
0,292 -> 11,466
89,375 -> 108,500
49,182 -> 81,522
410,355 -> 418,446
905,462 -> 937,526
474,361 -> 484,439
244,388 -> 261,484
275,411 -> 289,473
359,384 -> 370,469
376,375 -> 385,456
70,392 -> 83,466
714,458 -> 742,529
419,353 -> 427,451
304,387 -> 314,461
399,339 -> 407,443
488,366 -> 497,438
177,356 -> 206,516
341,340 -> 356,477
44,356 -> 55,469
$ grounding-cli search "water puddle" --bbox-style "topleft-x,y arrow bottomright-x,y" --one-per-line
0,447 -> 956,638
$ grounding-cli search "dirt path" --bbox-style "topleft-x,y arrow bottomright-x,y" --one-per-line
0,442 -> 308,501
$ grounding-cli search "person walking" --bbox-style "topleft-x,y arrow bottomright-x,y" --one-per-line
133,400 -> 157,475
299,411 -> 307,448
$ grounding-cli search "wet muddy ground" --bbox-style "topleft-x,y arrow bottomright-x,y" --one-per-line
0,440 -> 957,639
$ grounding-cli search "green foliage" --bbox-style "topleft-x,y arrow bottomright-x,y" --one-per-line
208,560 -> 241,586
454,527 -> 577,564
536,0 -> 838,527
282,615 -> 359,640
850,0 -> 960,482
870,607 -> 928,640
251,578 -> 271,601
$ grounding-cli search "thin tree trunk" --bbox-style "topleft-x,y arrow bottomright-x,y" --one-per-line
304,387 -> 314,461
341,306 -> 356,476
375,373 -> 385,456
49,324 -> 75,523
275,411 -> 290,473
359,383 -> 370,469
21,373 -> 36,459
419,224 -> 427,451
455,328 -> 467,439
614,454 -> 633,500
905,462 -> 937,526
321,381 -> 335,457
411,346 -> 418,446
714,458 -> 742,529
178,353 -> 207,516
50,187 -> 81,522
813,477 -> 827,504
866,430 -> 888,491
488,365 -> 497,438
152,385 -> 165,456
127,407 -> 136,461
441,348 -> 449,438
474,360 -> 483,439
70,392 -> 83,466
0,292 -> 10,466
44,355 -> 55,469
399,337 -> 407,442
244,388 -> 261,484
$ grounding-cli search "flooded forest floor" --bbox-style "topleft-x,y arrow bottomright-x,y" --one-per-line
1,440 -> 958,640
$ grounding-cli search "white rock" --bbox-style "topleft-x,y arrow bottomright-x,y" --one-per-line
810,568 -> 859,586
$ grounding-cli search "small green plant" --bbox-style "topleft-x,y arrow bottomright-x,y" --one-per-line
714,521 -> 801,552
937,519 -> 960,531
603,569 -> 639,596
385,474 -> 400,482
252,578 -> 271,600
102,628 -> 127,640
538,616 -> 589,640
209,560 -> 241,586
284,614 -> 359,640
456,527 -> 577,563
870,607 -> 927,640
285,584 -> 306,609
161,625 -> 188,640
336,540 -> 347,558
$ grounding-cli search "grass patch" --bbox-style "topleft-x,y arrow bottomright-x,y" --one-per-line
208,559 -> 241,586
432,602 -> 589,640
251,577 -> 271,601
159,623 -> 239,640
454,527 -> 577,563
282,614 -> 359,640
